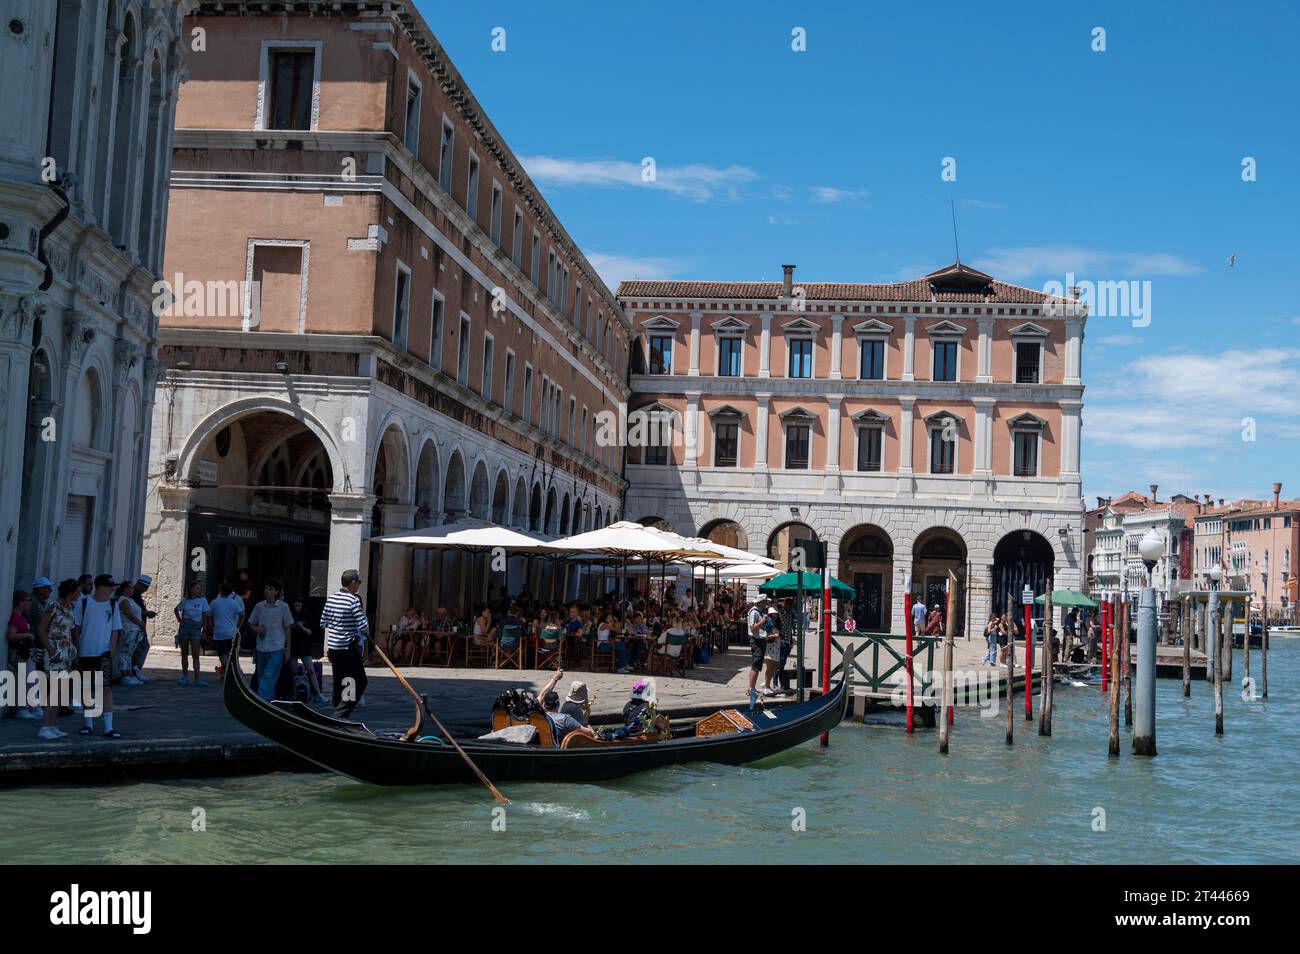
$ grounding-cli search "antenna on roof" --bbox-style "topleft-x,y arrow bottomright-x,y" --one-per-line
949,199 -> 961,264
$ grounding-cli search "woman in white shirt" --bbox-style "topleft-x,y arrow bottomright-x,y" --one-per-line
172,580 -> 211,687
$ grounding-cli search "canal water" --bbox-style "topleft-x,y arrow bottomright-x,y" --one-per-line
3,642 -> 1297,864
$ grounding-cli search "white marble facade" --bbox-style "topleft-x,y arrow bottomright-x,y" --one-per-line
0,0 -> 189,597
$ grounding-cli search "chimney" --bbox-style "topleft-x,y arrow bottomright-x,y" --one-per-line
1149,484 -> 1158,504
1219,498 -> 1225,509
782,264 -> 795,299
1274,482 -> 1282,510
1096,496 -> 1107,509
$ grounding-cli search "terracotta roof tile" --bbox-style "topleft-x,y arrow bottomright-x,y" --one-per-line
617,268 -> 1053,305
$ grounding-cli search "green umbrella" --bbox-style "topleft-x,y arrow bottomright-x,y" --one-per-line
759,571 -> 855,598
1033,588 -> 1098,609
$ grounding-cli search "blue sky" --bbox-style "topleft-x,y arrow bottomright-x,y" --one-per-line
418,0 -> 1300,503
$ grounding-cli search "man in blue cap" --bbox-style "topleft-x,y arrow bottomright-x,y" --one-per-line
28,577 -> 54,633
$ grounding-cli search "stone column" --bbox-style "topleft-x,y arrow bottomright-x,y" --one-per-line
154,485 -> 194,644
759,314 -> 772,378
0,298 -> 38,596
688,310 -> 701,376
327,493 -> 376,596
898,396 -> 915,474
1064,317 -> 1084,386
902,316 -> 917,382
824,394 -> 843,492
377,502 -> 416,636
1060,399 -> 1082,476
683,391 -> 701,490
830,315 -> 844,380
973,397 -> 995,474
753,392 -> 770,489
977,316 -> 994,383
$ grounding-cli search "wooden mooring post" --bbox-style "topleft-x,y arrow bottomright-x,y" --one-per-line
1108,597 -> 1121,756
1005,596 -> 1015,745
939,571 -> 957,754
1243,596 -> 1251,692
1262,597 -> 1269,699
1181,597 -> 1191,698
1039,589 -> 1053,736
1214,604 -> 1225,736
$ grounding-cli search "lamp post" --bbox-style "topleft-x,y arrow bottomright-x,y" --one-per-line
1134,529 -> 1165,755
1207,564 -> 1224,734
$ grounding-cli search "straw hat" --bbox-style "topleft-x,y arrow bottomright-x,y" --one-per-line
565,681 -> 589,704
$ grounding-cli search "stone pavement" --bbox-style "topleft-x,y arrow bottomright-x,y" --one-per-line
0,644 -> 771,784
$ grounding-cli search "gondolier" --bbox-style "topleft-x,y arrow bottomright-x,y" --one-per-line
321,569 -> 369,718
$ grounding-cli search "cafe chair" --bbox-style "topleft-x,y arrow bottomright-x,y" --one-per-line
535,630 -> 563,670
465,631 -> 492,668
650,630 -> 690,678
495,623 -> 525,670
590,637 -> 616,673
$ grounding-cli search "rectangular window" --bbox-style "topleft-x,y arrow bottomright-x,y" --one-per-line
646,441 -> 669,466
860,340 -> 884,380
649,335 -> 673,375
392,264 -> 410,351
403,76 -> 421,154
719,337 -> 742,376
457,314 -> 470,387
1015,342 -> 1041,384
489,183 -> 503,245
429,292 -> 445,371
503,351 -> 515,414
522,365 -> 534,424
930,428 -> 955,474
268,49 -> 314,131
581,407 -> 588,454
568,397 -> 576,445
715,422 -> 739,467
530,233 -> 541,285
574,283 -> 582,324
248,242 -> 304,333
788,338 -> 813,378
785,424 -> 810,469
438,119 -> 454,191
933,341 -> 958,381
481,335 -> 493,400
511,209 -> 523,267
546,251 -> 557,303
857,427 -> 882,472
466,153 -> 480,222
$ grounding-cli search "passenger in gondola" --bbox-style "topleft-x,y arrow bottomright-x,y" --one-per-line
540,689 -> 596,747
600,679 -> 657,741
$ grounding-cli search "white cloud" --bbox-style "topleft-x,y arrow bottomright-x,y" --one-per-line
583,251 -> 686,289
974,245 -> 1202,281
810,186 -> 869,205
519,155 -> 760,201
1085,347 -> 1300,451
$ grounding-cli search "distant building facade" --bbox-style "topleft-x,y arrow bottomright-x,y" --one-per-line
0,0 -> 189,598
144,1 -> 629,634
619,262 -> 1087,638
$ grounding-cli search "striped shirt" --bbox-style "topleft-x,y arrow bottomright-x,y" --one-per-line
321,588 -> 369,650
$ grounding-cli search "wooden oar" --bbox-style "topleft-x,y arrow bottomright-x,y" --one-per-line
368,639 -> 509,805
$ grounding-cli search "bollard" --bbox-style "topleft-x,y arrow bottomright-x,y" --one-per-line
1133,586 -> 1157,755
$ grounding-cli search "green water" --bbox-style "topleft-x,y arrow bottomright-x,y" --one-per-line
4,643 -> 1298,864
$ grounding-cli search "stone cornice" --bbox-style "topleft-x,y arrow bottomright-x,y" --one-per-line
630,374 -> 1084,403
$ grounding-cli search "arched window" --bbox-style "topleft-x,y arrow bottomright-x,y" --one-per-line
107,13 -> 138,244
72,369 -> 102,449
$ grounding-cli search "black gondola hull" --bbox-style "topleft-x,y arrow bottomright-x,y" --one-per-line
222,644 -> 852,786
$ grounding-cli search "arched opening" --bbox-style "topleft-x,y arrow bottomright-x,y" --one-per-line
511,475 -> 528,529
992,530 -> 1054,624
840,524 -> 894,633
912,527 -> 968,634
767,521 -> 816,572
544,487 -> 558,535
529,483 -> 542,533
491,470 -> 509,525
468,460 -> 490,521
107,12 -> 138,244
410,441 -> 441,614
443,451 -> 466,522
183,409 -> 335,623
636,515 -> 671,531
700,519 -> 748,552
136,53 -> 165,267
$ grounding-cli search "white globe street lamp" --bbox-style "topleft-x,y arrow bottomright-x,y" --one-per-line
1138,528 -> 1166,581
1133,528 -> 1166,756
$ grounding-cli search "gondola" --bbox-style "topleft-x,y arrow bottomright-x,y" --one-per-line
222,636 -> 853,787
